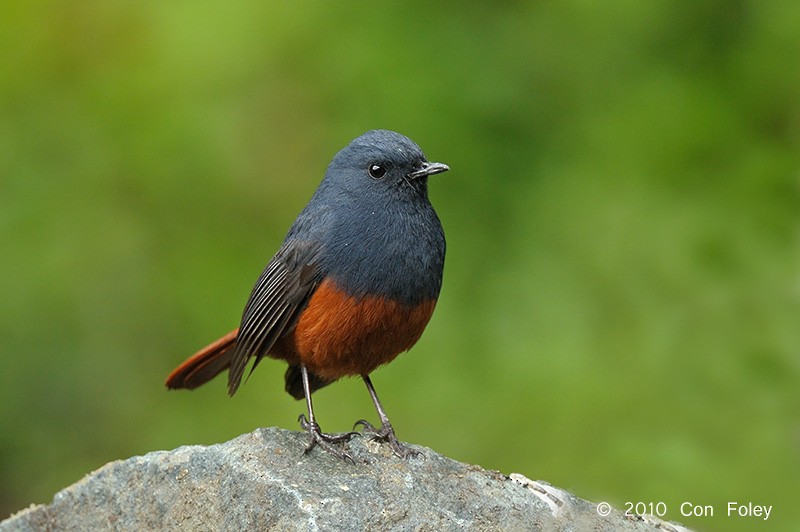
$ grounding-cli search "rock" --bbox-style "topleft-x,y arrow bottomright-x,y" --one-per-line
1,428 -> 691,531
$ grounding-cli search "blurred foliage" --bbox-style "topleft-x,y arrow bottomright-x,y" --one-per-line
1,1 -> 798,530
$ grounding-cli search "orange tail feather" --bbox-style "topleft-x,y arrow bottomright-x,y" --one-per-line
165,328 -> 239,390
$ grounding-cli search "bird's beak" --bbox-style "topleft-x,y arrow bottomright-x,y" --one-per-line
408,161 -> 450,180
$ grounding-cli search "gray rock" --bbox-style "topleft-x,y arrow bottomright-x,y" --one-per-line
1,428 -> 691,531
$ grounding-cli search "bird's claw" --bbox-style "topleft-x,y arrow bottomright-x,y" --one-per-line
298,414 -> 359,463
354,419 -> 419,458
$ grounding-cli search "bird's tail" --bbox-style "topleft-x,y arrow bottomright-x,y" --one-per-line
165,328 -> 239,390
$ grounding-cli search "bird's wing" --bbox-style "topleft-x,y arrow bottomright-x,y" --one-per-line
227,239 -> 324,395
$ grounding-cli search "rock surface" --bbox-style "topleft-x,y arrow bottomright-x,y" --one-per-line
2,428 -> 691,531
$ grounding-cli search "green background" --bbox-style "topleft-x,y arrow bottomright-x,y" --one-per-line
2,2 -> 798,530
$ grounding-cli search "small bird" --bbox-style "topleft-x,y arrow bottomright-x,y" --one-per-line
165,130 -> 448,459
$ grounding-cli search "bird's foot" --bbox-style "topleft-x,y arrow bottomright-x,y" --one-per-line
298,414 -> 359,462
354,419 -> 419,458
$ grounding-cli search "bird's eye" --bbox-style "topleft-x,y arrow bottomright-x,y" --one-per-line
368,163 -> 387,179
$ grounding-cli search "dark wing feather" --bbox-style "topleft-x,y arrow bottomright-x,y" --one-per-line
227,240 -> 323,396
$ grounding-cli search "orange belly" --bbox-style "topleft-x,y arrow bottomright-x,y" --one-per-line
273,278 -> 436,380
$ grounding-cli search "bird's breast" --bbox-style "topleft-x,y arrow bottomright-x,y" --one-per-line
320,201 -> 445,305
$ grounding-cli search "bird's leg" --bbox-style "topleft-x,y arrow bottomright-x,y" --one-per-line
297,365 -> 358,462
354,374 -> 419,458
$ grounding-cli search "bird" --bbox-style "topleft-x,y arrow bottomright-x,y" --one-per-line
165,129 -> 448,460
